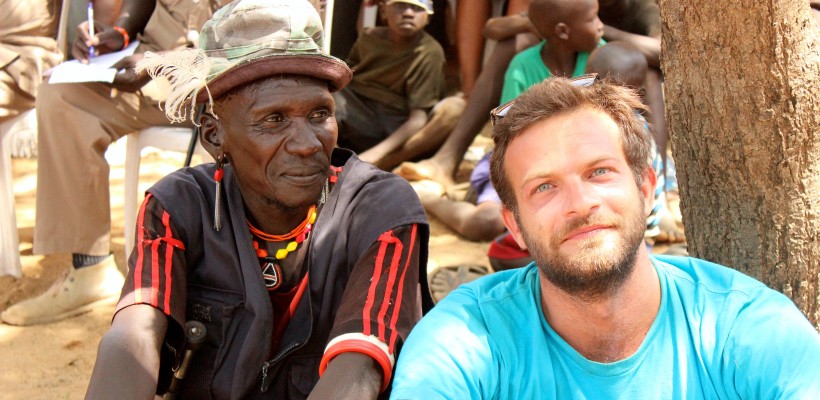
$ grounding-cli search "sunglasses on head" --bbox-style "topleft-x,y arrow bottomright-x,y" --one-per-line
489,73 -> 600,126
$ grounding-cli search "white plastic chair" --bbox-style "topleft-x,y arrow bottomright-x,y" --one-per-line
123,127 -> 212,261
0,110 -> 36,277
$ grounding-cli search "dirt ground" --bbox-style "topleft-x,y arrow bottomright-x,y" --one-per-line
0,141 -> 491,399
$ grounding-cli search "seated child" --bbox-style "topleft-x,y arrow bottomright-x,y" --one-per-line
334,0 -> 449,168
500,0 -> 605,103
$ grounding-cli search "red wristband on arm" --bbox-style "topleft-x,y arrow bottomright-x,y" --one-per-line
320,334 -> 394,392
113,26 -> 130,49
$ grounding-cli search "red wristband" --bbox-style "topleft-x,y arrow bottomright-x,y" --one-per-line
320,339 -> 393,392
113,26 -> 130,50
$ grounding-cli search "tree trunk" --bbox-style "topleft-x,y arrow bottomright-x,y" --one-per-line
659,0 -> 820,328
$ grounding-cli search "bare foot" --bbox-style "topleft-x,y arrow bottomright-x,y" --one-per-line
409,179 -> 446,207
394,160 -> 455,187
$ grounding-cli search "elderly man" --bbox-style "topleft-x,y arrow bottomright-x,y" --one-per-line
390,77 -> 820,399
85,1 -> 431,399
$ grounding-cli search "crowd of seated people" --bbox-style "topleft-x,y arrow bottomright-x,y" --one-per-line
3,1 -> 819,399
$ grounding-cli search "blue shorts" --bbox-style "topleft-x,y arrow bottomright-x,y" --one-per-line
470,152 -> 501,205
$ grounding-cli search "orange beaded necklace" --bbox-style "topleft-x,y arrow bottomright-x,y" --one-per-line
248,176 -> 332,291
248,205 -> 316,242
249,205 -> 317,260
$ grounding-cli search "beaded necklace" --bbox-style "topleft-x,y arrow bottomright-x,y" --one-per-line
249,180 -> 329,291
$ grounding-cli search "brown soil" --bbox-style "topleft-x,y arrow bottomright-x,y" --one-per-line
0,143 -> 490,399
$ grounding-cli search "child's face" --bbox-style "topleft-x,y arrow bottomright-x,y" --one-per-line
565,0 -> 605,52
382,2 -> 429,42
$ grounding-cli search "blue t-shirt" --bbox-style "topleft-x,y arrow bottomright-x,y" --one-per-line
391,256 -> 820,399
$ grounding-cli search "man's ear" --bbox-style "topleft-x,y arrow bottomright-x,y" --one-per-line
640,166 -> 657,218
199,112 -> 224,159
501,206 -> 528,251
555,22 -> 570,40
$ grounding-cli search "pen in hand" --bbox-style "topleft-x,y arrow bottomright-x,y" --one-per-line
87,1 -> 95,60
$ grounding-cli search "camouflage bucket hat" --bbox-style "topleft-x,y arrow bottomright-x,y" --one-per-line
137,0 -> 352,124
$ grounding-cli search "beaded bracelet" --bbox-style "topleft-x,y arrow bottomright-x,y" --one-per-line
112,26 -> 130,49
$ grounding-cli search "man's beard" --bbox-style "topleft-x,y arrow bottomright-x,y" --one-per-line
518,196 -> 647,301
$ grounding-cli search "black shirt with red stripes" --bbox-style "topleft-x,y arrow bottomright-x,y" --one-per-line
115,149 -> 431,399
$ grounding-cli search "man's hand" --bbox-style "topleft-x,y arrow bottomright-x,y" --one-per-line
111,53 -> 151,92
72,21 -> 128,62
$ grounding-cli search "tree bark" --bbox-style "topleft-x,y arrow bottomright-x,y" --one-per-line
659,0 -> 820,328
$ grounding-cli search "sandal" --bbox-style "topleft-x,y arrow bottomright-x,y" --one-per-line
428,264 -> 490,303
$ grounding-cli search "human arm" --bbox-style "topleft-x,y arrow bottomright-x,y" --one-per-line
309,353 -> 382,400
358,109 -> 428,165
73,0 -> 156,61
602,25 -> 660,68
721,288 -> 820,398
87,194 -> 189,398
85,305 -> 168,399
110,52 -> 152,92
498,44 -> 538,104
314,223 -> 426,399
482,13 -> 534,41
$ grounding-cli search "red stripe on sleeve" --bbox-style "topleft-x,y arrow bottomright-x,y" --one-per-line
162,211 -> 174,314
150,230 -> 161,307
388,224 -> 417,352
362,231 -> 393,336
376,232 -> 403,341
134,193 -> 152,304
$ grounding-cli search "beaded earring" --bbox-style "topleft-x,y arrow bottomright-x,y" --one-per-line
214,154 -> 225,231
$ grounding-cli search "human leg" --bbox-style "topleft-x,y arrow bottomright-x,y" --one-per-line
455,0 -> 491,98
33,82 -> 170,256
0,72 -> 38,157
2,82 -> 172,325
644,68 -> 667,167
0,72 -> 35,123
415,183 -> 505,242
396,34 -> 537,186
372,96 -> 465,171
505,0 -> 529,15
333,88 -> 399,153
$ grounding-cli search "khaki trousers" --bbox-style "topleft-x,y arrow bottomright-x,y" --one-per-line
0,72 -> 35,123
33,82 -> 187,256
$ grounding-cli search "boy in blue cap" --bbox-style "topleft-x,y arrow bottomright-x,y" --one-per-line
334,0 -> 458,171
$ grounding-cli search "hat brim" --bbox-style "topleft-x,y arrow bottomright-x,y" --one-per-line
195,53 -> 352,104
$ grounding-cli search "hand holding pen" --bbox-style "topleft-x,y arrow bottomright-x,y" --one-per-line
87,2 -> 95,59
72,11 -> 130,62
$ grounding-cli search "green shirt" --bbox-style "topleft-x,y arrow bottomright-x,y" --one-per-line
500,40 -> 602,104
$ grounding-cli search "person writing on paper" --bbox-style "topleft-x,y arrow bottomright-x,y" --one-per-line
0,0 -> 224,326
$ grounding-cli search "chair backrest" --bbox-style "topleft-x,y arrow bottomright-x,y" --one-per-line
0,112 -> 35,278
122,127 -> 212,262
56,0 -> 88,60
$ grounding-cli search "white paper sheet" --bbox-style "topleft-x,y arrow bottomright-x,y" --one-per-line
48,41 -> 140,84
